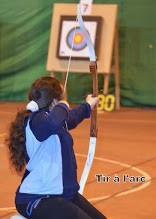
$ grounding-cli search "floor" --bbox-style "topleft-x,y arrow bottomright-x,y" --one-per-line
0,102 -> 156,219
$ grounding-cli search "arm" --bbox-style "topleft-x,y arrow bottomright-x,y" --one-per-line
67,102 -> 91,130
67,94 -> 99,130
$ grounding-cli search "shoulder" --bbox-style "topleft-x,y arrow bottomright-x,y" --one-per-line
29,108 -> 49,121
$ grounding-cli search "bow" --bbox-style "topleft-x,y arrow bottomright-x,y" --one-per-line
77,4 -> 98,194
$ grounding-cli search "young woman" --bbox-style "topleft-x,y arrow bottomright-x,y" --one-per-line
7,76 -> 107,219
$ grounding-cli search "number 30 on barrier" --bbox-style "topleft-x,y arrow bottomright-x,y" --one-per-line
97,94 -> 115,112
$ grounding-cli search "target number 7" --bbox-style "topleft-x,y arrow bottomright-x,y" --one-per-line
81,4 -> 89,12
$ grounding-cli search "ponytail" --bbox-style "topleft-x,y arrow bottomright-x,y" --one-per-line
6,110 -> 30,174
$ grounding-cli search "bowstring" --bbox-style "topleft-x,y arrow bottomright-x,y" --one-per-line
63,10 -> 78,96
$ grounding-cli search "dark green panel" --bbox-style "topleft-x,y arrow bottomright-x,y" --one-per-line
0,4 -> 52,101
119,27 -> 156,106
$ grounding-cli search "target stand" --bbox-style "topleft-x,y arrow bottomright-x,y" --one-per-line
47,3 -> 120,109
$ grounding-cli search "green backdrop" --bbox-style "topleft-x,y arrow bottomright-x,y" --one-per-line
0,0 -> 156,106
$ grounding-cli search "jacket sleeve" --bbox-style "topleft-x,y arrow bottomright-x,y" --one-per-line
67,102 -> 91,130
29,103 -> 69,141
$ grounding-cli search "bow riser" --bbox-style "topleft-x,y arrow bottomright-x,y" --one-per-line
90,61 -> 98,138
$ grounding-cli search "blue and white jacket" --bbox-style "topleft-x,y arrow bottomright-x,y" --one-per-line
15,102 -> 91,204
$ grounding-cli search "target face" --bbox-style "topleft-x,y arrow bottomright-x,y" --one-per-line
66,27 -> 87,51
57,16 -> 102,60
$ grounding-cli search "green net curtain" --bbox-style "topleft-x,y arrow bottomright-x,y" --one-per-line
0,0 -> 156,106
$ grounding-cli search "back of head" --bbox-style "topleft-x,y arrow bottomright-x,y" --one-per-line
28,77 -> 63,110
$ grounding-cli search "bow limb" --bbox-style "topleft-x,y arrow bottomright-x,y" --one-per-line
78,4 -> 98,194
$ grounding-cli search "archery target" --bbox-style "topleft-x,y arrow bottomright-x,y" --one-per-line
57,16 -> 101,60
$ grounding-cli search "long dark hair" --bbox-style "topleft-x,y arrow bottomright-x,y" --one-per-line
6,77 -> 63,174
